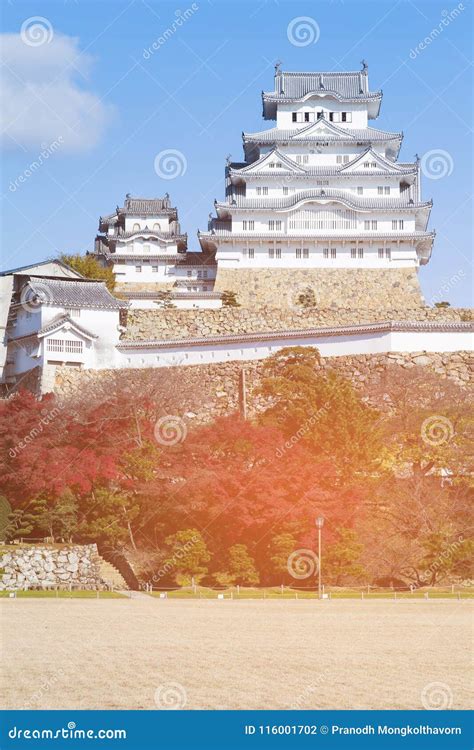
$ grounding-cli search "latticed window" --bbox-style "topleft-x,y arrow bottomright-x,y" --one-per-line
385,187 -> 390,195
65,340 -> 83,354
378,187 -> 384,195
46,339 -> 83,355
269,220 -> 275,230
357,187 -> 363,195
351,248 -> 357,258
303,248 -> 309,259
331,248 -> 337,258
358,248 -> 364,258
248,248 -> 254,259
289,207 -> 357,230
323,248 -> 329,259
262,187 -> 268,195
378,248 -> 384,258
296,248 -> 302,259
371,220 -> 377,230
275,248 -> 281,259
386,248 -> 391,259
283,187 -> 288,195
392,220 -> 398,230
268,248 -> 274,259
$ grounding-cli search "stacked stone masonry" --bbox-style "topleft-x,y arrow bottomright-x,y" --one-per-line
55,351 -> 473,424
123,305 -> 472,341
213,268 -> 425,309
0,544 -> 108,591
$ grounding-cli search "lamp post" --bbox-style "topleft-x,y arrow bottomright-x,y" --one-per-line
316,516 -> 325,599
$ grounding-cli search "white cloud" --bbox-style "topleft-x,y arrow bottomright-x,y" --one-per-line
0,31 -> 114,152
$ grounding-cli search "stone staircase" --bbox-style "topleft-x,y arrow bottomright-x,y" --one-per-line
92,552 -> 128,590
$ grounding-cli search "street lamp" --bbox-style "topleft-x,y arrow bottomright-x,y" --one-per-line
315,516 -> 325,599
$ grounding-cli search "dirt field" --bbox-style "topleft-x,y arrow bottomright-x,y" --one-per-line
1,598 -> 471,710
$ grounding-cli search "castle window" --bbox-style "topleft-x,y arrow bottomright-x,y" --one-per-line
269,220 -> 275,230
303,248 -> 309,259
262,187 -> 268,195
399,219 -> 404,229
135,266 -> 142,273
358,248 -> 364,258
197,270 -> 202,278
242,220 -> 254,230
371,162 -> 377,167
187,270 -> 192,277
304,112 -> 310,122
386,248 -> 391,259
371,220 -> 378,230
248,248 -> 254,259
343,155 -> 349,163
292,112 -> 297,122
296,248 -> 302,259
357,187 -> 363,195
385,186 -> 390,195
364,220 -> 370,230
331,248 -> 337,258
336,155 -> 342,164
275,162 -> 282,168
153,223 -> 161,231
283,187 -> 288,195
341,112 -> 352,122
323,248 -> 329,258
268,248 -> 274,259
296,155 -> 302,164
152,266 -> 158,272
256,187 -> 261,195
351,248 -> 357,258
133,223 -> 140,231
275,248 -> 281,259
203,270 -> 208,278
64,308 -> 81,318
392,220 -> 398,230
363,161 -> 370,167
378,248 -> 384,258
303,155 -> 309,164
378,186 -> 384,195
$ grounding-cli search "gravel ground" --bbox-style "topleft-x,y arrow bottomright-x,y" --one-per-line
1,598 -> 471,710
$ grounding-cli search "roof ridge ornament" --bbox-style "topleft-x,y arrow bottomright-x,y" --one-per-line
361,59 -> 368,72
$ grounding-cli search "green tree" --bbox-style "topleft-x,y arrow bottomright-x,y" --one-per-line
164,529 -> 211,585
323,527 -> 366,585
268,532 -> 297,579
296,287 -> 317,308
0,496 -> 12,541
34,491 -> 78,542
224,544 -> 260,585
259,347 -> 382,480
156,290 -> 176,309
59,253 -> 116,291
3,508 -> 36,541
221,290 -> 241,307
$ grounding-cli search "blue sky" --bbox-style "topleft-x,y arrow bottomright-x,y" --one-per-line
1,0 -> 472,306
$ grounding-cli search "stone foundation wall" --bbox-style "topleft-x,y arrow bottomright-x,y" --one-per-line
213,268 -> 425,309
55,351 -> 473,424
0,544 -> 106,591
123,305 -> 472,341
